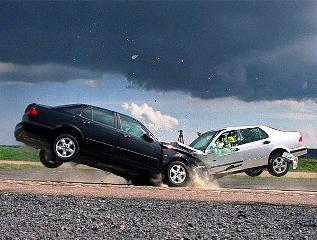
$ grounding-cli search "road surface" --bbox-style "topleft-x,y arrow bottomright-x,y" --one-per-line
0,168 -> 316,239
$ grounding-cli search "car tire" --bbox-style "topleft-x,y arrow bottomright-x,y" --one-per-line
39,149 -> 63,168
244,167 -> 264,177
166,161 -> 190,187
52,134 -> 79,162
268,152 -> 289,177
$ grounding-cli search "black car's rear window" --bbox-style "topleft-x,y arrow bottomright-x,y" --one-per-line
55,105 -> 86,115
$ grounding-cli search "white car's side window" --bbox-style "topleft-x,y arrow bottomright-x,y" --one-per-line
209,130 -> 239,156
237,127 -> 267,145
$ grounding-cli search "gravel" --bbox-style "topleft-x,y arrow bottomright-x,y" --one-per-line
0,192 -> 316,240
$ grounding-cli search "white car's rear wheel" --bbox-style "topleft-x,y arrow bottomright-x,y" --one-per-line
268,152 -> 289,177
244,167 -> 264,177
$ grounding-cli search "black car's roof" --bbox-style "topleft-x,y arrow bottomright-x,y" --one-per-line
54,103 -> 89,109
66,103 -> 156,138
85,104 -> 135,120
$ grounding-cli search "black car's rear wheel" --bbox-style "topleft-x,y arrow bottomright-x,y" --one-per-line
166,161 -> 190,187
39,149 -> 63,168
53,134 -> 79,162
244,167 -> 264,177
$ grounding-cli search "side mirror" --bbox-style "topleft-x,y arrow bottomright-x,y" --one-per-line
143,133 -> 155,143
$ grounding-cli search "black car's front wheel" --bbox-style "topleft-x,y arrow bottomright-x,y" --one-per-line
130,176 -> 149,186
39,150 -> 63,168
166,161 -> 190,187
53,134 -> 79,162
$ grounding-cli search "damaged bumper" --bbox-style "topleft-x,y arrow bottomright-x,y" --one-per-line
14,122 -> 51,150
282,152 -> 299,170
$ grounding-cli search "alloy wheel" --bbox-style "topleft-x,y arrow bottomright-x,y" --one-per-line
272,157 -> 287,174
55,137 -> 76,158
169,164 -> 187,184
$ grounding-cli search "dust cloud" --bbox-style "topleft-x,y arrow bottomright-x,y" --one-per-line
191,170 -> 220,189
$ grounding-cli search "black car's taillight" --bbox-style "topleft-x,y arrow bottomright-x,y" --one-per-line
25,107 -> 39,116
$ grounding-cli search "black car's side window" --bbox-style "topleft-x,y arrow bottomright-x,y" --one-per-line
238,128 -> 260,145
120,114 -> 147,139
81,107 -> 92,120
92,107 -> 115,128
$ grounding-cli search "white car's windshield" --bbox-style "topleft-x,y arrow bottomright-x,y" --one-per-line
189,131 -> 219,151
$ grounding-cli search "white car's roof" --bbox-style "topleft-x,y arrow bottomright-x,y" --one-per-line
222,125 -> 268,131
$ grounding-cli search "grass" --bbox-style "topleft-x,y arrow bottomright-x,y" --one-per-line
0,146 -> 39,161
290,158 -> 317,172
0,163 -> 43,170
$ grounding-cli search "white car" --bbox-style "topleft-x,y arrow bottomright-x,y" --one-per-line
182,126 -> 307,177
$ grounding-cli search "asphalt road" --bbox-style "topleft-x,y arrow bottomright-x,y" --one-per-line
0,192 -> 316,239
0,168 -> 316,239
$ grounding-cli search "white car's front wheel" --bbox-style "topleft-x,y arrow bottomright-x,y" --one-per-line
268,152 -> 289,177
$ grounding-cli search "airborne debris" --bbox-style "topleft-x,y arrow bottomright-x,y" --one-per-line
131,55 -> 139,60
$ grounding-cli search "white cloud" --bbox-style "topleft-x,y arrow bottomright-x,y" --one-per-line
0,63 -> 15,73
122,102 -> 178,131
272,99 -> 317,113
270,112 -> 317,121
82,79 -> 99,88
0,62 -> 102,83
0,81 -> 34,86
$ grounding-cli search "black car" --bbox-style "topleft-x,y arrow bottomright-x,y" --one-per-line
15,103 -> 206,186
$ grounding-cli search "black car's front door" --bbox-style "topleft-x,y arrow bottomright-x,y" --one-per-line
79,106 -> 119,161
116,114 -> 161,170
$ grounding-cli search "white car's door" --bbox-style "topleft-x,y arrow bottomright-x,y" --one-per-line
200,130 -> 243,174
237,127 -> 272,169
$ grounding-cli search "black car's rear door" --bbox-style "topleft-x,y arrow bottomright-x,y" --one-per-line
116,113 -> 161,170
79,106 -> 119,160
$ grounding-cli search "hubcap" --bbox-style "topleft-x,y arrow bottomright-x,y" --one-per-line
272,157 -> 287,174
169,164 -> 187,184
55,138 -> 75,158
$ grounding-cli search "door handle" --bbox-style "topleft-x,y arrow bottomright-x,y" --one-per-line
263,140 -> 270,145
121,133 -> 131,138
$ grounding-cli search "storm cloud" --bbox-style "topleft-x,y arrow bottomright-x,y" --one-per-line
1,1 -> 317,101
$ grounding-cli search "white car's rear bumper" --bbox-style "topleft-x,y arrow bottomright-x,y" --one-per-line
290,147 -> 307,157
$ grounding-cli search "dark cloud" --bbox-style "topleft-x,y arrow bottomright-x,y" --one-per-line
0,1 -> 317,101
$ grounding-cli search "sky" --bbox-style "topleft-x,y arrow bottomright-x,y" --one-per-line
1,1 -> 317,147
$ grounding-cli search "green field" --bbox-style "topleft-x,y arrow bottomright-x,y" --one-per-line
0,146 -> 39,161
0,146 -> 316,172
291,158 -> 317,172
